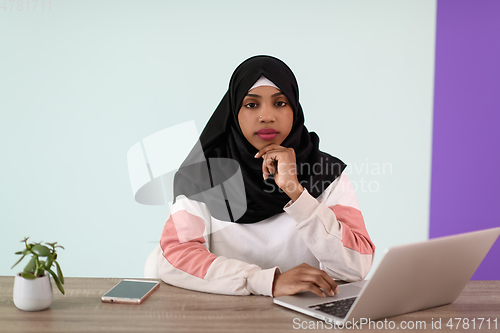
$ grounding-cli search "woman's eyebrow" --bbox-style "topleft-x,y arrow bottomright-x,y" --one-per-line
245,92 -> 284,98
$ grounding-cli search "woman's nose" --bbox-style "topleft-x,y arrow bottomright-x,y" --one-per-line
259,105 -> 276,122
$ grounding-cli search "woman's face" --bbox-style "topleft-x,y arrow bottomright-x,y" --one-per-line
238,86 -> 294,151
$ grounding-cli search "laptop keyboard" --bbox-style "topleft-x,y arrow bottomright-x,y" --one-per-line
308,297 -> 357,318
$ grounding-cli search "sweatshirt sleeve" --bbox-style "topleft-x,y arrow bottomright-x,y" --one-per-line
283,172 -> 375,281
158,195 -> 279,296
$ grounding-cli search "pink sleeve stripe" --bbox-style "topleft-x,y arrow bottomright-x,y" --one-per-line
329,204 -> 375,255
160,210 -> 217,279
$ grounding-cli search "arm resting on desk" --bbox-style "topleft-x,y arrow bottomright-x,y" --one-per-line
158,196 -> 278,296
284,173 -> 375,281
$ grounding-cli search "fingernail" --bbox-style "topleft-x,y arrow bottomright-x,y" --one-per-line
254,153 -> 259,158
322,292 -> 326,298
335,287 -> 339,293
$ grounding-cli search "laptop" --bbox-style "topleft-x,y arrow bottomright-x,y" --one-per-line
273,227 -> 500,323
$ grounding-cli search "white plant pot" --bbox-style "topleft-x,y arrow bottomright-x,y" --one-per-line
13,273 -> 53,311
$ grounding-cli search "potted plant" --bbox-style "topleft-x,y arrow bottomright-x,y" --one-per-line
11,237 -> 65,311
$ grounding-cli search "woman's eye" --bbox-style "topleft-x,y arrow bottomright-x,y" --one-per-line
245,102 -> 258,108
275,101 -> 287,107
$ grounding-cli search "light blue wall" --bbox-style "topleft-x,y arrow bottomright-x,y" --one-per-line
0,0 -> 436,278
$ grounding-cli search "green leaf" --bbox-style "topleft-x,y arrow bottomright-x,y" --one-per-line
15,251 -> 23,255
11,254 -> 27,269
45,255 -> 54,270
47,268 -> 65,295
23,256 -> 37,274
21,237 -> 29,245
31,244 -> 51,257
55,260 -> 64,284
20,272 -> 36,279
34,266 -> 43,277
35,258 -> 44,275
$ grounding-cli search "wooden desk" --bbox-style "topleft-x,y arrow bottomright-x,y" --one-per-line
0,277 -> 499,332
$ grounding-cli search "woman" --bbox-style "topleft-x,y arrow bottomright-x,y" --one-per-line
158,55 -> 375,297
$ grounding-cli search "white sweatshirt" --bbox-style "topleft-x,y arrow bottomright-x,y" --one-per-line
157,172 -> 375,296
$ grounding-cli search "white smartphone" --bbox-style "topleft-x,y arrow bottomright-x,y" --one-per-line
101,279 -> 160,304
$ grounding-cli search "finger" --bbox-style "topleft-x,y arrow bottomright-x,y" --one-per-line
254,144 -> 284,158
306,274 -> 336,297
296,264 -> 337,296
262,154 -> 273,180
266,156 -> 277,175
262,154 -> 278,180
301,282 -> 326,298
309,271 -> 337,296
262,155 -> 268,179
319,271 -> 339,294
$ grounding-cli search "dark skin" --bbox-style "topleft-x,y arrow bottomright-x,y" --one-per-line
239,86 -> 339,298
272,263 -> 339,297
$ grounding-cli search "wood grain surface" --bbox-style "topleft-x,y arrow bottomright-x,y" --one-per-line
0,277 -> 499,332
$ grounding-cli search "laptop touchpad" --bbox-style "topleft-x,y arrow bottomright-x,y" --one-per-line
335,283 -> 363,299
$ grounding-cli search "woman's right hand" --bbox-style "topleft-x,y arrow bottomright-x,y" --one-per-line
272,263 -> 340,297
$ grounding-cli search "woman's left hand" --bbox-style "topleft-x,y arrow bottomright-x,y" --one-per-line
255,144 -> 304,201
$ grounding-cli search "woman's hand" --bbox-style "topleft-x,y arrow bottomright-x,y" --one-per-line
254,144 -> 304,201
272,263 -> 339,297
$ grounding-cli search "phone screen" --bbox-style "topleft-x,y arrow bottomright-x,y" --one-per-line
102,280 -> 159,303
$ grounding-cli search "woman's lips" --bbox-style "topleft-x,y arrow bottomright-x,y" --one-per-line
256,129 -> 278,140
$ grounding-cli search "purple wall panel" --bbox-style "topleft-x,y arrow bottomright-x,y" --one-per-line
431,0 -> 500,279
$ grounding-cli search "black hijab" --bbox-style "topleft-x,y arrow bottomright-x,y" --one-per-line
174,55 -> 346,223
